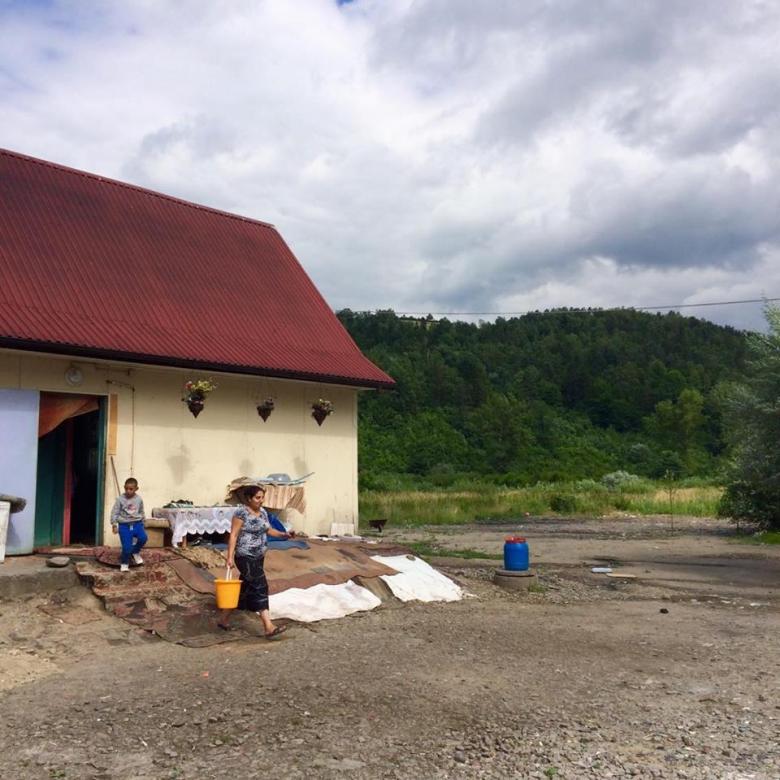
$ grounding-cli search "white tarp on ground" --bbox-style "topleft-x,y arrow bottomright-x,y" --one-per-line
268,555 -> 462,622
372,555 -> 464,602
270,580 -> 382,622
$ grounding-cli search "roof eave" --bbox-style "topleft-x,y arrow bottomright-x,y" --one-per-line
0,338 -> 396,391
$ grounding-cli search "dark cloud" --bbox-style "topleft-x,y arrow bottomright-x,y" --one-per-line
575,163 -> 780,268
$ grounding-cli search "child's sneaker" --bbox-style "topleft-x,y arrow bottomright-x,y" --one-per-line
132,553 -> 144,566
120,563 -> 130,572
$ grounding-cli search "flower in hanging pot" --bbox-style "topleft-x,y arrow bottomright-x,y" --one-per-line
311,398 -> 334,426
256,397 -> 275,422
182,378 -> 217,418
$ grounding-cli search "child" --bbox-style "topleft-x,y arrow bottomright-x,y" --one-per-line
110,477 -> 148,573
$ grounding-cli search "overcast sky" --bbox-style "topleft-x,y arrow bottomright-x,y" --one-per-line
2,0 -> 779,331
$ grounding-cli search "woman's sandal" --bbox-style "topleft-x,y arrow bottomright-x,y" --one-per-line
217,622 -> 233,632
265,625 -> 288,639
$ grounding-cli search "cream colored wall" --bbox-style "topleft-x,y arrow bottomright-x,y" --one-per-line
0,349 -> 360,543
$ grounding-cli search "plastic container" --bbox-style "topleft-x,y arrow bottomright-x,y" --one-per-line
503,536 -> 529,571
214,567 -> 241,609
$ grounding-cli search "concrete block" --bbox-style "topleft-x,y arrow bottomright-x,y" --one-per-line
493,568 -> 538,592
145,527 -> 167,548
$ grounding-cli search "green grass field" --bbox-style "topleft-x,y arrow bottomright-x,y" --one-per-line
358,480 -> 722,528
732,531 -> 780,545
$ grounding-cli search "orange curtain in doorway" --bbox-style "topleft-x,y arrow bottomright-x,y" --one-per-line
38,393 -> 99,438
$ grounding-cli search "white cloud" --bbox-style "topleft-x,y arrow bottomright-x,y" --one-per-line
1,0 -> 779,330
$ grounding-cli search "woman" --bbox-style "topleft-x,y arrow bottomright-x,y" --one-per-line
217,484 -> 294,637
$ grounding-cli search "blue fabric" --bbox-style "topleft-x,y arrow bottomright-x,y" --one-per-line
268,512 -> 286,534
267,539 -> 309,550
118,521 -> 147,564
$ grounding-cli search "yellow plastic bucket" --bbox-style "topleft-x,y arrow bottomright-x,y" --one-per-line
214,568 -> 241,609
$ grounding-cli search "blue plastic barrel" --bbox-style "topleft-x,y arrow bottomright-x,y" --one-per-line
504,536 -> 529,571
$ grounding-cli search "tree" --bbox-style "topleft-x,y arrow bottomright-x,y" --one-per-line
643,388 -> 707,474
402,411 -> 470,475
718,306 -> 780,530
465,394 -> 534,472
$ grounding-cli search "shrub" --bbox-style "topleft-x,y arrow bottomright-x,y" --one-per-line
627,442 -> 653,465
718,481 -> 780,530
652,450 -> 684,479
573,478 -> 603,492
601,471 -> 641,490
549,494 -> 577,513
427,463 -> 459,487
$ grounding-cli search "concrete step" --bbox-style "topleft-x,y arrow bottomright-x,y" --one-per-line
0,556 -> 79,599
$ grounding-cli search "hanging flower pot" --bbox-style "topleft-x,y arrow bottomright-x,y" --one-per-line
182,378 -> 217,418
187,396 -> 205,418
256,397 -> 275,422
311,398 -> 334,426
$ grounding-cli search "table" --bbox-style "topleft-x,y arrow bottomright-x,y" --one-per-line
152,486 -> 305,547
152,506 -> 235,547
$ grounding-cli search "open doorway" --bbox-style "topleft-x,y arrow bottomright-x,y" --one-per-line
34,394 -> 106,548
70,409 -> 101,544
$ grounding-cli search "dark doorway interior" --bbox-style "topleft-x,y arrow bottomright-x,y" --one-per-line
70,409 -> 100,545
34,423 -> 67,548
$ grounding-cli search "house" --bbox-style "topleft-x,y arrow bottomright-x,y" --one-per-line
0,148 -> 394,554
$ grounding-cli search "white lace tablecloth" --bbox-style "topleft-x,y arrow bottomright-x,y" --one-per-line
152,506 -> 236,546
153,485 -> 305,546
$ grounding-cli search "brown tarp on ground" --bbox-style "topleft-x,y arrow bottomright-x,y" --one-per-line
167,557 -> 215,594
178,539 -> 399,594
264,540 -> 399,593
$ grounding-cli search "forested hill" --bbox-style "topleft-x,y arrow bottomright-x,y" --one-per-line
337,309 -> 748,486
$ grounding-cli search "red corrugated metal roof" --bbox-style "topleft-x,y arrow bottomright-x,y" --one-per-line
0,149 -> 394,388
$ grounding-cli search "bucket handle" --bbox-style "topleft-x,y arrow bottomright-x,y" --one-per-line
224,565 -> 233,581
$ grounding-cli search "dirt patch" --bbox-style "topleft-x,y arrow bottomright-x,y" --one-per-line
0,517 -> 778,779
0,648 -> 60,691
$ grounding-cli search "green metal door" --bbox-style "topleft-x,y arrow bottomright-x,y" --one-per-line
34,424 -> 66,548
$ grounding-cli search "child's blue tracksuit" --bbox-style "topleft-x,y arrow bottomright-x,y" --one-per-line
111,492 -> 148,564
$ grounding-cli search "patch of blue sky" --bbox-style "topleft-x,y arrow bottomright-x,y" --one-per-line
39,45 -> 64,62
1,0 -> 111,35
0,0 -> 59,22
0,0 -> 57,11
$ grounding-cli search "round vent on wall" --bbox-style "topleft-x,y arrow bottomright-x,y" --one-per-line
64,365 -> 84,387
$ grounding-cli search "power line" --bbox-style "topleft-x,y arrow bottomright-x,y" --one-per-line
370,296 -> 780,317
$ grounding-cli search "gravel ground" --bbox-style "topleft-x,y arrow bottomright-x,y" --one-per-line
0,516 -> 778,779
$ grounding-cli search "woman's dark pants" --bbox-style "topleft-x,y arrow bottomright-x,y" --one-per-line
234,554 -> 269,612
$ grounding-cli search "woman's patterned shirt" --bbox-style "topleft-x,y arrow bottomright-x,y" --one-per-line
234,506 -> 270,558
